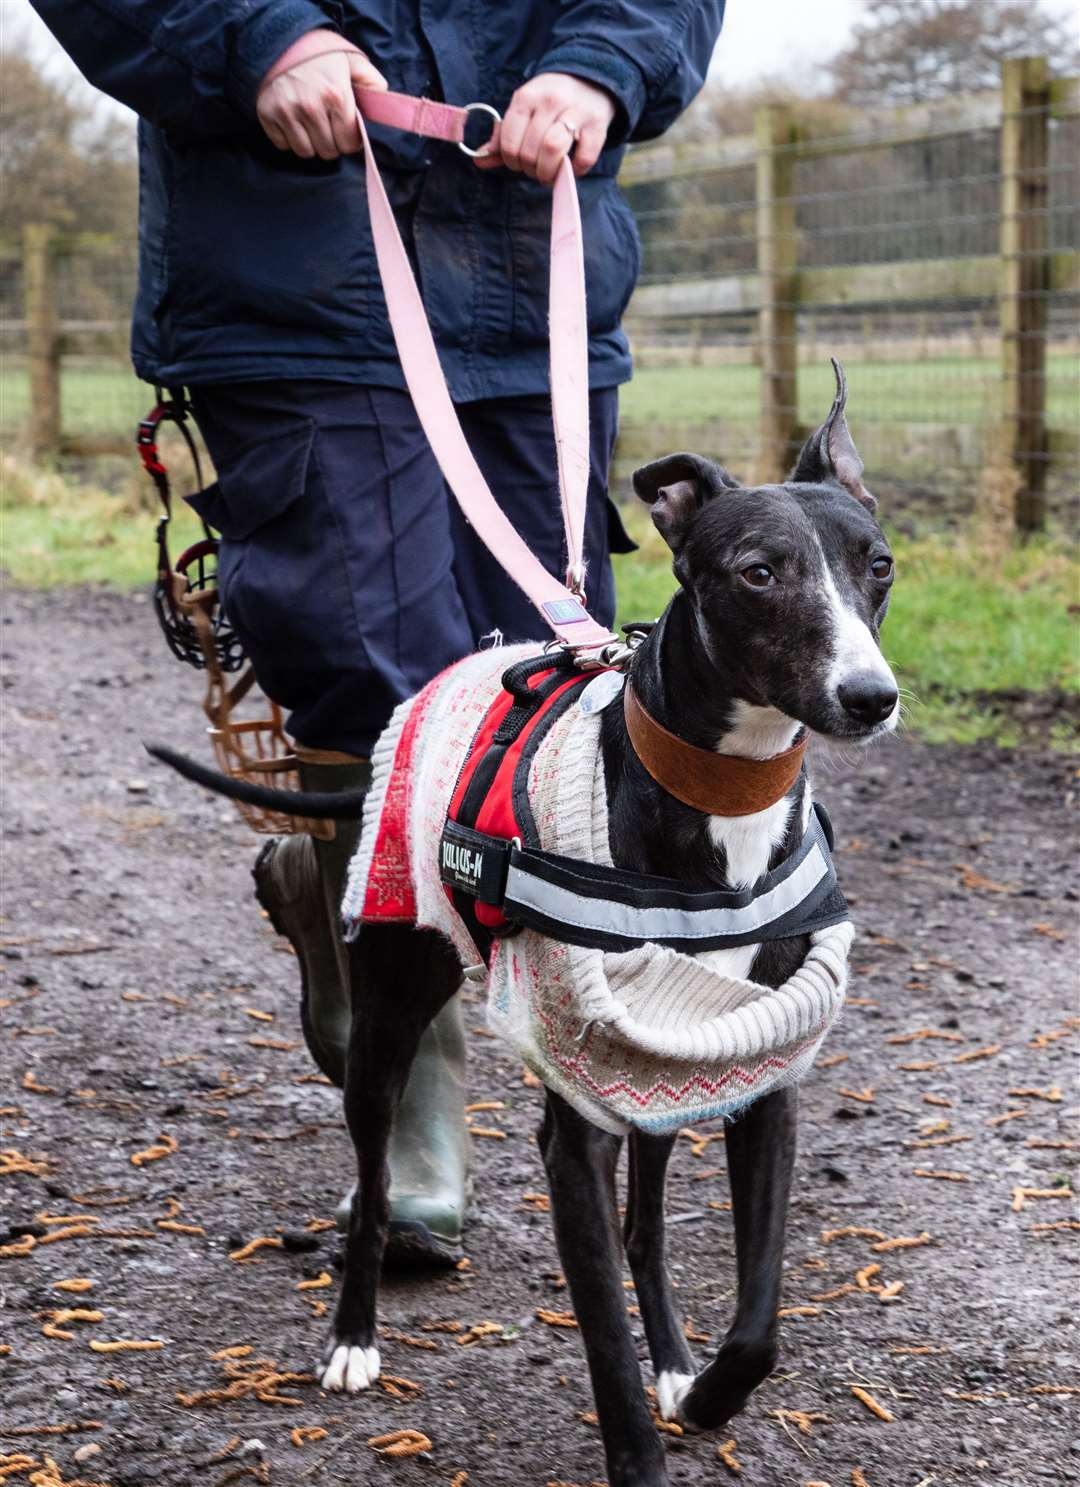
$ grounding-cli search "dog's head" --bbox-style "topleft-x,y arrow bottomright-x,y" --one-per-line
632,361 -> 898,742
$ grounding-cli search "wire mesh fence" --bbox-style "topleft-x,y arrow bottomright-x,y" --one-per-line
1,62 -> 1077,533
617,65 -> 1079,533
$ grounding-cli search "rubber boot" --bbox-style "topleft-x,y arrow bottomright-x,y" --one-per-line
252,753 -> 469,1266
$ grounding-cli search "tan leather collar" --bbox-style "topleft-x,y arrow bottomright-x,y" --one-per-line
623,683 -> 808,817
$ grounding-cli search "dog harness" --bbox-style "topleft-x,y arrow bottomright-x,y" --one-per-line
342,647 -> 852,1136
434,651 -> 848,960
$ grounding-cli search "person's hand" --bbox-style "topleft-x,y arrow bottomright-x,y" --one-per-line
475,72 -> 616,185
257,46 -> 388,160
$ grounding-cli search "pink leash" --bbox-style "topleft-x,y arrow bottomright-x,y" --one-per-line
354,90 -> 615,652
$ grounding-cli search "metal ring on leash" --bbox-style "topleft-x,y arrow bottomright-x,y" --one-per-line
457,102 -> 502,157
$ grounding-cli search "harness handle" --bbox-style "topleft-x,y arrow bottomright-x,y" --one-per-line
354,90 -> 615,652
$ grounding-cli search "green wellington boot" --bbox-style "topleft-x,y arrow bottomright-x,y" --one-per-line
253,753 -> 469,1266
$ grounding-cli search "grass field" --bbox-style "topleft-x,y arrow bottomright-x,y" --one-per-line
2,453 -> 1076,748
1,353 -> 1078,439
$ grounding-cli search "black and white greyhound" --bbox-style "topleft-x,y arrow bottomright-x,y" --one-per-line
152,365 -> 898,1486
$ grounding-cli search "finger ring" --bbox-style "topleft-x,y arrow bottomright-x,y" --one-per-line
560,118 -> 580,140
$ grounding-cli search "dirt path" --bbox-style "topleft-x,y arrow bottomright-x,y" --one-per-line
2,586 -> 1077,1487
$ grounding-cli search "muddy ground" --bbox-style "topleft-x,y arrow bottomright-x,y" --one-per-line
2,585 -> 1078,1487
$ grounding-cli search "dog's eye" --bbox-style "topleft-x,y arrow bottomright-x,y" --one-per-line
740,564 -> 776,589
870,556 -> 894,581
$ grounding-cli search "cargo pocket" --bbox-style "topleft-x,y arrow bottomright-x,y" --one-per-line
184,419 -> 315,540
183,420 -> 319,673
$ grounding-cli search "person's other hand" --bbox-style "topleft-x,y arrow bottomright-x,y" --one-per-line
257,46 -> 388,160
475,72 -> 616,185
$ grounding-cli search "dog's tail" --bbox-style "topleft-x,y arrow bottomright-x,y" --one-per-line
144,743 -> 368,820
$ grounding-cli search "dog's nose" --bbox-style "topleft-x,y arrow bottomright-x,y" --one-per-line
837,672 -> 898,726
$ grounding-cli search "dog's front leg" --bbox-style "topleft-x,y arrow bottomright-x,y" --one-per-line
320,926 -> 461,1393
680,1086 -> 797,1431
541,1092 -> 669,1487
623,1132 -> 696,1422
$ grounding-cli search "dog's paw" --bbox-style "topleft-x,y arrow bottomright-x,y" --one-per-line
320,1339 -> 380,1393
656,1369 -> 695,1423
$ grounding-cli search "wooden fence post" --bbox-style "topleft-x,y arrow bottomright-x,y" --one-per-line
755,104 -> 799,483
23,223 -> 61,459
999,56 -> 1050,533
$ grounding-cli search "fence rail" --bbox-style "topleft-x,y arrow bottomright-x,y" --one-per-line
1,57 -> 1077,532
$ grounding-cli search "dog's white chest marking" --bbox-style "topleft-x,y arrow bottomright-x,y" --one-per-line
701,702 -> 804,978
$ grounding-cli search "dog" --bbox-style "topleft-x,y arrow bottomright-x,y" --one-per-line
151,362 -> 898,1486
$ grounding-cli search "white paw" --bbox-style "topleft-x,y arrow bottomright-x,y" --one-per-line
320,1343 -> 380,1393
656,1369 -> 695,1422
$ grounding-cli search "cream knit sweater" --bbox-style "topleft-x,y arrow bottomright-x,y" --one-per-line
343,646 -> 851,1135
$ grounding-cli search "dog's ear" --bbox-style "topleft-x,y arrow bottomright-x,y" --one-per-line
790,359 -> 876,511
632,453 -> 738,552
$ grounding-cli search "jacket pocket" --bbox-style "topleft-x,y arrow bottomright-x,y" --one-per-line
185,420 -> 315,540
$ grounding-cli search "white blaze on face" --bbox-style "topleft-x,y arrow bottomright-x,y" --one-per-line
818,541 -> 899,730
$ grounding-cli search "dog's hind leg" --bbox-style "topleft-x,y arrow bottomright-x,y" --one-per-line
320,925 -> 462,1393
541,1092 -> 669,1487
679,1086 -> 797,1431
623,1131 -> 696,1422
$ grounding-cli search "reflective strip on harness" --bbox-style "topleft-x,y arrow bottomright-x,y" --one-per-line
437,656 -> 848,956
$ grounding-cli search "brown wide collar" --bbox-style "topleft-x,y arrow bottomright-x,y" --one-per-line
623,683 -> 808,817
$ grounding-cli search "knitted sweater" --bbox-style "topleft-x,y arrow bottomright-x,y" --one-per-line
342,646 -> 851,1135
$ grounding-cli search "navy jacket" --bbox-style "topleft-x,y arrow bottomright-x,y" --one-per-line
32,2 -> 723,399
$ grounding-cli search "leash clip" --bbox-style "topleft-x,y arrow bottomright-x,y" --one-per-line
457,102 -> 501,157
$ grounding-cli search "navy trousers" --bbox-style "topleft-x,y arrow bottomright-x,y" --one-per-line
188,382 -> 628,756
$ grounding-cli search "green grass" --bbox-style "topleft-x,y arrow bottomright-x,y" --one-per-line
619,355 -> 1079,430
2,353 -> 1077,440
3,454 -> 1077,749
0,454 -> 207,588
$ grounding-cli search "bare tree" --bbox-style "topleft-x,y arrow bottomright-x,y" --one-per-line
827,0 -> 1079,106
0,50 -> 136,235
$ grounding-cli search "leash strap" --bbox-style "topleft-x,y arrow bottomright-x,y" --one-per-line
354,91 -> 613,649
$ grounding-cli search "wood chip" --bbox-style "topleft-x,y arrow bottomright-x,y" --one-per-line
913,1168 -> 970,1182
289,1427 -> 327,1447
53,1279 -> 95,1293
456,1321 -> 503,1346
852,1470 -> 873,1487
850,1386 -> 894,1422
464,1101 -> 505,1113
872,1233 -> 931,1253
367,1429 -> 432,1459
821,1226 -> 886,1244
921,1093 -> 952,1107
536,1308 -> 578,1328
229,1236 -> 284,1263
987,1109 -> 1028,1126
89,1339 -> 163,1353
809,1283 -> 856,1302
898,1060 -> 939,1072
887,1027 -> 963,1045
777,1305 -> 820,1318
296,1273 -> 332,1291
130,1133 -> 178,1167
21,1071 -> 55,1095
910,1133 -> 973,1149
467,1126 -> 506,1140
1008,1086 -> 1062,1102
954,1044 -> 1001,1064
243,1008 -> 274,1022
247,1037 -> 300,1051
769,1409 -> 830,1436
837,1087 -> 875,1103
1031,1219 -> 1080,1234
717,1438 -> 742,1473
1011,1186 -> 1073,1212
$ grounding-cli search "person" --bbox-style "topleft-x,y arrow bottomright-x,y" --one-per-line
31,0 -> 727,1265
